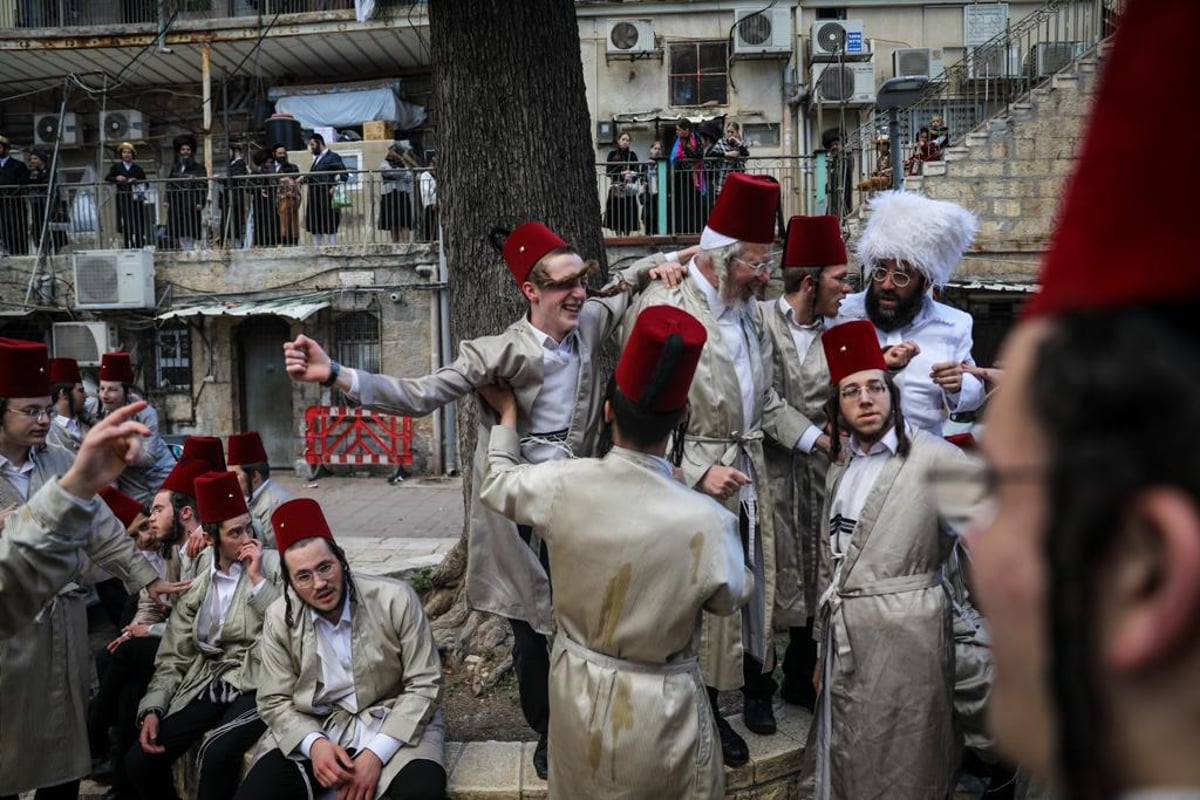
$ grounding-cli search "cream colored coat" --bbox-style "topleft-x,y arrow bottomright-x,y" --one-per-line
257,575 -> 444,797
759,297 -> 833,625
140,550 -> 282,718
480,426 -> 752,799
249,479 -> 292,549
349,257 -> 660,635
807,430 -> 964,800
0,445 -> 161,795
625,272 -> 809,689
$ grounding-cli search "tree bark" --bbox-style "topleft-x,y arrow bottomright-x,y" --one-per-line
422,0 -> 605,690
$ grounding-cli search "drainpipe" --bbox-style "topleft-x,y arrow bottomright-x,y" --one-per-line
201,42 -> 213,244
429,277 -> 443,475
437,225 -> 459,474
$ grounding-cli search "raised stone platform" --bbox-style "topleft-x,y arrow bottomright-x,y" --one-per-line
444,702 -> 811,800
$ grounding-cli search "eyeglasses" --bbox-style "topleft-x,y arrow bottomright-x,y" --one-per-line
733,256 -> 777,276
839,381 -> 888,401
5,405 -> 55,421
926,459 -> 1046,531
291,560 -> 338,589
870,265 -> 916,287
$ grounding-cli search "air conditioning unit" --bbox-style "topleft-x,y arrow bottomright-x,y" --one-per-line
966,43 -> 1022,79
101,110 -> 147,144
72,250 -> 156,311
34,113 -> 78,147
606,19 -> 656,56
1025,41 -> 1086,78
811,19 -> 868,60
811,59 -> 877,106
52,321 -> 119,367
733,7 -> 792,58
893,47 -> 946,81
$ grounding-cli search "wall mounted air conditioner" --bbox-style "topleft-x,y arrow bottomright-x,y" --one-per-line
893,47 -> 946,81
811,59 -> 877,106
34,113 -> 78,147
72,249 -> 156,310
733,7 -> 792,58
52,321 -> 120,367
967,43 -> 1022,79
606,19 -> 656,56
811,20 -> 868,60
101,109 -> 147,144
1025,41 -> 1086,78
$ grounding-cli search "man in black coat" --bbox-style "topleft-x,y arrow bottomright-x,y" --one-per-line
223,144 -> 248,248
165,134 -> 207,251
104,142 -> 150,249
302,133 -> 346,246
0,135 -> 30,256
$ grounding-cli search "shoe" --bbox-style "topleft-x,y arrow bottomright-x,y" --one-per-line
780,679 -> 816,711
89,757 -> 114,785
743,695 -> 777,735
532,734 -> 548,780
714,714 -> 750,767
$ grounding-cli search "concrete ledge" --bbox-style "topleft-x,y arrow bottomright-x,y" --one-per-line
445,703 -> 811,799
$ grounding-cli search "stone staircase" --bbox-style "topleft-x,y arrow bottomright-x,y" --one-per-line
850,40 -> 1109,282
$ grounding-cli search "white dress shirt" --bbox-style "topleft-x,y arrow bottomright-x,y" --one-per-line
0,453 -> 36,501
777,296 -> 825,453
691,266 -> 756,433
828,426 -> 900,555
195,561 -> 243,649
298,598 -> 403,765
521,319 -> 581,464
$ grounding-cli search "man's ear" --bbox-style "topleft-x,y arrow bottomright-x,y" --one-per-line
1103,488 -> 1200,673
602,400 -> 614,425
520,281 -> 539,305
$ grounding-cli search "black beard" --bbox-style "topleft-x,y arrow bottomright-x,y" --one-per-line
866,283 -> 923,332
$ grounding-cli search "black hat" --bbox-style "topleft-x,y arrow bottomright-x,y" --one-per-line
29,148 -> 51,164
173,133 -> 198,152
698,120 -> 723,142
252,148 -> 274,166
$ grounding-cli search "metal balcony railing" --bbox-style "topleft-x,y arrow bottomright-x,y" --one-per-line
826,0 -> 1122,219
3,0 -> 421,29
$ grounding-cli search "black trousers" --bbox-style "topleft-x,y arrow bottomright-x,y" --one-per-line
510,525 -> 551,737
124,692 -> 264,800
780,620 -> 819,707
89,635 -> 161,795
234,749 -> 446,800
0,780 -> 79,800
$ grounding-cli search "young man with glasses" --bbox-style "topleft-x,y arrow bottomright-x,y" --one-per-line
834,191 -> 984,436
802,319 -> 968,800
623,173 -> 822,765
283,221 -> 684,779
0,338 -> 190,800
235,498 -> 445,800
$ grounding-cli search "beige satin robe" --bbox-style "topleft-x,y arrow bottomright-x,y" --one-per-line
806,430 -> 964,800
140,550 -> 282,718
256,575 -> 445,797
759,298 -> 832,625
0,445 -> 161,795
624,272 -> 809,690
480,426 -> 752,799
249,479 -> 292,549
348,256 -> 662,635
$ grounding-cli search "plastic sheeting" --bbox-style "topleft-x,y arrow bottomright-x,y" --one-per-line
274,88 -> 426,131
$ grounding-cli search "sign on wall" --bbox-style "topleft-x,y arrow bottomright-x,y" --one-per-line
964,3 -> 1010,47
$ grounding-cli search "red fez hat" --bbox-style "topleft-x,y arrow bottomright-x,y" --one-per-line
0,338 -> 50,398
49,357 -> 82,385
503,222 -> 569,285
181,436 -> 226,472
271,498 -> 334,552
783,215 -> 848,269
822,321 -> 887,386
100,487 -> 144,529
227,432 -> 269,466
1028,0 -> 1200,316
944,432 -> 978,452
705,173 -> 779,245
194,471 -> 249,525
616,306 -> 707,412
99,352 -> 135,384
161,458 -> 209,497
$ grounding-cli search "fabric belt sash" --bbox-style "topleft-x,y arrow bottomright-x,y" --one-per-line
557,632 -> 699,676
820,570 -> 943,675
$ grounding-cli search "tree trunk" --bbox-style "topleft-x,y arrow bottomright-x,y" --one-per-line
422,0 -> 605,692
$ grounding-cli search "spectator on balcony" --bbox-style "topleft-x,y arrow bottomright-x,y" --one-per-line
905,127 -> 941,176
418,155 -> 438,241
223,144 -> 248,249
642,140 -> 663,236
929,114 -> 950,152
603,132 -> 640,236
378,142 -> 418,244
668,118 -> 705,235
24,148 -> 68,254
302,133 -> 346,247
717,121 -> 751,188
250,150 -> 279,247
165,134 -> 207,252
105,142 -> 150,249
822,127 -> 855,217
0,135 -> 30,257
271,143 -> 302,247
856,135 -> 894,195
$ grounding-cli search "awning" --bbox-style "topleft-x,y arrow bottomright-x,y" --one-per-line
157,294 -> 332,323
945,279 -> 1039,294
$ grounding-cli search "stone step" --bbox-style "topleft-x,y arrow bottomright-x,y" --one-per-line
921,161 -> 948,178
1051,73 -> 1079,90
965,132 -> 989,148
943,146 -> 971,163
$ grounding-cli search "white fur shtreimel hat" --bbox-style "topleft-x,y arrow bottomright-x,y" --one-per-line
855,191 -> 979,287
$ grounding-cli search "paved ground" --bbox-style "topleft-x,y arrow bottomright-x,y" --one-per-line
272,472 -> 465,540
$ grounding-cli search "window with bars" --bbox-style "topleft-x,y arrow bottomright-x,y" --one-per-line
332,311 -> 381,404
155,325 -> 191,391
669,42 -> 729,107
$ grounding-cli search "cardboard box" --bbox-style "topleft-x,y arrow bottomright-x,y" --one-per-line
363,120 -> 395,141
